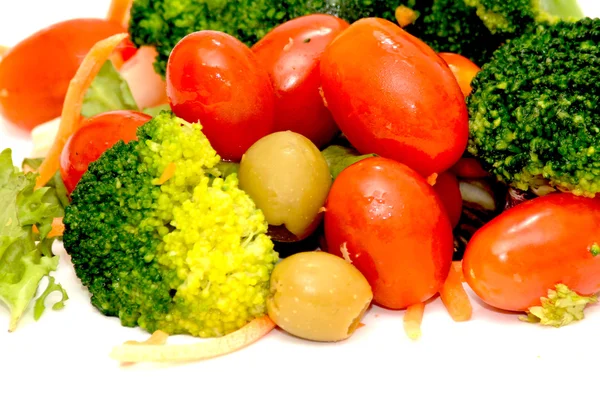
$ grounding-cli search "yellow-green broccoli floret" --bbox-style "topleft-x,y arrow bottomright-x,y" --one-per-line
63,111 -> 278,337
467,18 -> 600,198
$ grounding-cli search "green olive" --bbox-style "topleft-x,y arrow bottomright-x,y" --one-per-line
267,251 -> 373,342
239,131 -> 332,241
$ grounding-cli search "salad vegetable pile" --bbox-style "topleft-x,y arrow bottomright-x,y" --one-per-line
1,0 -> 599,365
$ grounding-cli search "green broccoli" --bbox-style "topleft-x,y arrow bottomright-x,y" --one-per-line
63,111 -> 279,338
464,0 -> 584,37
467,18 -> 600,198
402,0 -> 500,66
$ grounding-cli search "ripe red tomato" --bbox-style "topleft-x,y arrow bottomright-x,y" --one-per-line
324,157 -> 454,309
0,18 -> 128,131
463,193 -> 600,312
166,31 -> 276,162
438,52 -> 481,98
252,14 -> 349,148
60,110 -> 151,193
433,171 -> 463,228
320,18 -> 469,177
450,157 -> 489,179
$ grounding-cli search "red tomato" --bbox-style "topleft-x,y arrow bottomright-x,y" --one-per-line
0,18 -> 127,131
433,171 -> 463,228
166,31 -> 276,162
450,157 -> 489,179
438,52 -> 481,98
60,110 -> 151,193
324,157 -> 454,309
463,193 -> 600,312
252,14 -> 349,148
320,18 -> 469,177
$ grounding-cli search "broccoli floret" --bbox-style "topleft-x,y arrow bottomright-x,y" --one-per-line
63,111 -> 279,337
464,0 -> 584,37
403,0 -> 501,66
467,18 -> 600,197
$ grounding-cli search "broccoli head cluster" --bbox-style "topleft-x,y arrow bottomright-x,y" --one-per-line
467,18 -> 600,197
63,111 -> 279,337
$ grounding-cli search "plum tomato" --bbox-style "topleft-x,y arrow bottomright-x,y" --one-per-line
463,193 -> 600,312
320,18 -> 469,177
324,157 -> 454,309
166,31 -> 276,162
438,52 -> 481,98
251,14 -> 349,149
0,18 -> 128,131
433,171 -> 463,229
59,110 -> 151,193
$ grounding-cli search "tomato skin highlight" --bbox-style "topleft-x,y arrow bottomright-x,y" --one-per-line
252,14 -> 349,148
319,18 -> 469,177
324,157 -> 454,309
0,18 -> 127,131
433,171 -> 463,229
166,31 -> 276,162
463,193 -> 600,312
60,110 -> 151,194
438,52 -> 481,98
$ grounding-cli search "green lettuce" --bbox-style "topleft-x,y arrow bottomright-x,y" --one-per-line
81,60 -> 138,118
0,148 -> 68,331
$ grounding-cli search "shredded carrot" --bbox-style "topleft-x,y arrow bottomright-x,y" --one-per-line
110,316 -> 275,364
107,0 -> 133,28
426,173 -> 438,186
395,5 -> 418,28
35,33 -> 128,189
32,217 -> 65,238
154,163 -> 177,185
452,261 -> 465,283
440,261 -> 472,322
356,322 -> 366,330
403,302 -> 425,340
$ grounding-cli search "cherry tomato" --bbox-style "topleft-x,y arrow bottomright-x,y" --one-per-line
166,31 -> 276,162
463,193 -> 600,312
252,14 -> 349,149
0,18 -> 127,131
324,157 -> 454,309
450,157 -> 489,179
433,171 -> 463,229
320,18 -> 469,177
438,52 -> 481,98
60,110 -> 151,193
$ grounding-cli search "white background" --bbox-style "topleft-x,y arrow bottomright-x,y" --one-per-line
1,1 -> 600,399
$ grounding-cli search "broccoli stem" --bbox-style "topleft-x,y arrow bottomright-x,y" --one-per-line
539,0 -> 584,21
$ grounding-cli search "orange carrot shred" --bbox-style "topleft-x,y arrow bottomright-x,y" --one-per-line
110,316 -> 275,364
426,173 -> 438,186
107,0 -> 133,27
403,302 -> 425,340
357,322 -> 366,330
32,217 -> 65,238
440,261 -> 472,322
35,33 -> 128,190
155,163 -> 177,185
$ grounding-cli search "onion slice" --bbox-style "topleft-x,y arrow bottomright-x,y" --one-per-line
110,316 -> 276,364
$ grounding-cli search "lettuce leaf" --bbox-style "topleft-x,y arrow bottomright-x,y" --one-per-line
81,60 -> 138,118
0,148 -> 67,331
